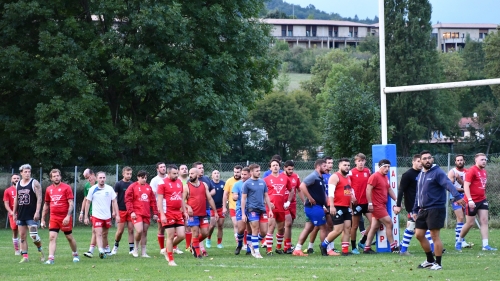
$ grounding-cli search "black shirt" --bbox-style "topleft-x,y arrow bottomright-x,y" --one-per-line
397,168 -> 420,213
114,180 -> 133,211
16,179 -> 38,220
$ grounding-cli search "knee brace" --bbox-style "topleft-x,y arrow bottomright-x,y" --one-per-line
29,225 -> 40,243
406,221 -> 416,232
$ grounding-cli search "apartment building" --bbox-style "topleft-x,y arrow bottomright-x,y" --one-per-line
432,23 -> 498,52
262,19 -> 377,49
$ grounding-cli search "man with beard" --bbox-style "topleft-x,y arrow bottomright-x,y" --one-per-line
413,151 -> 465,270
207,170 -> 226,248
283,160 -> 303,254
3,173 -> 20,255
222,165 -> 243,246
150,162 -> 170,255
231,167 -> 251,255
447,154 -> 471,248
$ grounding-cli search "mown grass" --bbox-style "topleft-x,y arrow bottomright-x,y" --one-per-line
0,225 -> 498,280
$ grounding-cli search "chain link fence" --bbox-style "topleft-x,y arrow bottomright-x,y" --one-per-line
2,153 -> 500,228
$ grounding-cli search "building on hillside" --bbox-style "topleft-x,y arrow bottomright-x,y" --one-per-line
420,116 -> 482,152
432,23 -> 498,52
262,19 -> 378,49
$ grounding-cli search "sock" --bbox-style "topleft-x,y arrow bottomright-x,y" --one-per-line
401,228 -> 414,252
157,234 -> 165,249
246,233 -> 252,248
98,247 -> 104,253
129,243 -> 134,252
48,255 -> 54,261
360,230 -> 366,237
351,240 -> 357,250
342,242 -> 349,254
22,252 -> 28,258
455,222 -> 464,242
72,251 -> 78,257
425,251 -> 435,263
308,242 -> 314,249
284,238 -> 292,251
237,234 -> 244,247
243,230 -> 248,245
114,240 -> 119,247
173,245 -> 178,250
217,238 -> 222,245
266,233 -> 273,252
360,235 -> 367,244
364,245 -> 371,251
321,238 -> 331,249
193,237 -> 200,256
435,255 -> 442,266
483,239 -> 489,247
252,235 -> 259,251
258,233 -> 264,243
13,238 -> 19,251
276,234 -> 284,249
185,232 -> 192,248
327,242 -> 335,250
295,243 -> 302,251
89,244 -> 95,253
207,235 -> 211,240
425,230 -> 434,252
167,252 -> 174,261
390,241 -> 397,249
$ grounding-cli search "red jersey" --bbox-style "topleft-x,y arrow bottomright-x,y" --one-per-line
349,168 -> 371,204
367,172 -> 390,208
44,182 -> 74,219
333,172 -> 353,207
157,178 -> 184,212
187,181 -> 208,216
125,182 -> 158,218
465,165 -> 487,202
284,172 -> 301,203
264,173 -> 292,212
3,186 -> 17,212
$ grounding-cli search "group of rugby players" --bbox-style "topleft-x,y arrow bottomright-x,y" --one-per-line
2,152 -> 495,269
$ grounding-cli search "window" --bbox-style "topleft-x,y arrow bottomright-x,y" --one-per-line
328,26 -> 333,37
354,27 -> 358,38
306,25 -> 311,37
334,26 -> 338,37
288,25 -> 293,36
442,32 -> 459,39
281,25 -> 286,37
312,26 -> 317,37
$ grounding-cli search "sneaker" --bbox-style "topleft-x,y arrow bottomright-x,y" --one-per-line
462,241 -> 472,248
253,252 -> 263,259
305,248 -> 314,254
131,249 -> 138,258
129,250 -> 134,255
245,251 -> 252,255
275,249 -> 284,255
391,246 -> 400,253
19,257 -> 29,263
351,248 -> 360,255
160,248 -> 166,255
111,246 -> 118,255
217,244 -> 223,249
455,241 -> 462,251
45,259 -> 54,265
202,250 -> 208,257
418,260 -> 434,269
319,245 -> 328,256
168,260 -> 177,266
399,251 -> 412,256
39,250 -> 45,262
84,251 -> 93,258
249,244 -> 256,256
242,244 -> 247,250
173,248 -> 183,254
285,248 -> 294,254
292,249 -> 308,256
363,248 -> 376,254
73,255 -> 80,262
100,252 -> 107,259
185,246 -> 191,253
15,250 -> 21,256
482,245 -> 498,251
327,249 -> 341,256
358,242 -> 365,251
205,240 -> 212,248
235,246 -> 242,255
429,263 -> 442,270
141,253 -> 151,258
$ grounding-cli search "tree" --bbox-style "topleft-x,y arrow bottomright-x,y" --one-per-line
275,62 -> 291,93
358,35 -> 379,54
0,0 -> 277,166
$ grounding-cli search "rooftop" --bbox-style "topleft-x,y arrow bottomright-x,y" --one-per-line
261,19 -> 371,27
432,23 -> 498,29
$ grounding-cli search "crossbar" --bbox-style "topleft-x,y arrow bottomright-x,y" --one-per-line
384,78 -> 500,94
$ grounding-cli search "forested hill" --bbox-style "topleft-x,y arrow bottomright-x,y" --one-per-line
264,0 -> 379,24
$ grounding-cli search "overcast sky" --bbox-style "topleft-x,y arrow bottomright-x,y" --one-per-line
285,0 -> 500,24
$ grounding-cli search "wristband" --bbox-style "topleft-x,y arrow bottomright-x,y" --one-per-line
468,199 -> 473,202
368,203 -> 373,206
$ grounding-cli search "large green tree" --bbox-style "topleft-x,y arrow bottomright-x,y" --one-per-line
0,0 -> 277,166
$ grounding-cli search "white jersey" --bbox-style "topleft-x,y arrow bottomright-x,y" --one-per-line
86,184 -> 116,220
450,168 -> 466,199
150,175 -> 166,196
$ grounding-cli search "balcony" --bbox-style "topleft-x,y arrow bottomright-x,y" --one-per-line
275,36 -> 364,42
442,38 -> 466,43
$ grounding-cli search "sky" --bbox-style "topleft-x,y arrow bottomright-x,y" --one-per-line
286,0 -> 500,24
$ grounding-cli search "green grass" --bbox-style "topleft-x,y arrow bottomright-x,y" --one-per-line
288,73 -> 312,91
1,226 -> 498,280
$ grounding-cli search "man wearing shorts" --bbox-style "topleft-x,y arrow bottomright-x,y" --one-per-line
222,165 -> 243,246
41,169 -> 79,264
264,159 -> 293,255
157,165 -> 188,266
13,164 -> 45,263
84,171 -> 120,259
241,164 -> 274,259
111,166 -> 134,255
178,164 -> 190,252
456,153 -> 496,251
283,160 -> 302,254
413,150 -> 465,270
125,170 -> 158,258
184,168 -> 218,258
149,162 -> 168,254
321,158 -> 355,256
447,154 -> 471,247
363,159 -> 399,254
79,169 -> 100,258
292,159 -> 328,257
231,167 -> 250,255
3,173 -> 20,255
207,170 -> 226,248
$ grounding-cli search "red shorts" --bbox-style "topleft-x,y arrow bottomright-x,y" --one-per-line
229,209 -> 236,218
372,207 -> 389,220
8,215 -> 18,230
287,202 -> 297,220
119,210 -> 131,223
132,215 -> 151,225
162,212 -> 185,227
259,212 -> 268,223
273,211 -> 285,222
92,217 -> 112,229
49,216 -> 73,232
210,208 -> 225,219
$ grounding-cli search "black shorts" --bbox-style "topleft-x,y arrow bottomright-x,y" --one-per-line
466,199 -> 489,217
352,204 -> 369,216
332,206 -> 352,226
415,208 -> 446,230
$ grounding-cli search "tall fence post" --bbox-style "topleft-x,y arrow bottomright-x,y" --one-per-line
39,167 -> 42,186
445,153 -> 451,228
116,164 -> 119,182
73,166 -> 78,227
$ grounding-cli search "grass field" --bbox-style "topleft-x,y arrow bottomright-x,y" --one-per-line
0,226 -> 498,280
287,73 -> 312,91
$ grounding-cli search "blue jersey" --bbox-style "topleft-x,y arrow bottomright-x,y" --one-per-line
303,171 -> 326,207
211,180 -> 225,209
200,176 -> 214,210
232,180 -> 244,211
242,178 -> 268,212
322,173 -> 331,194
